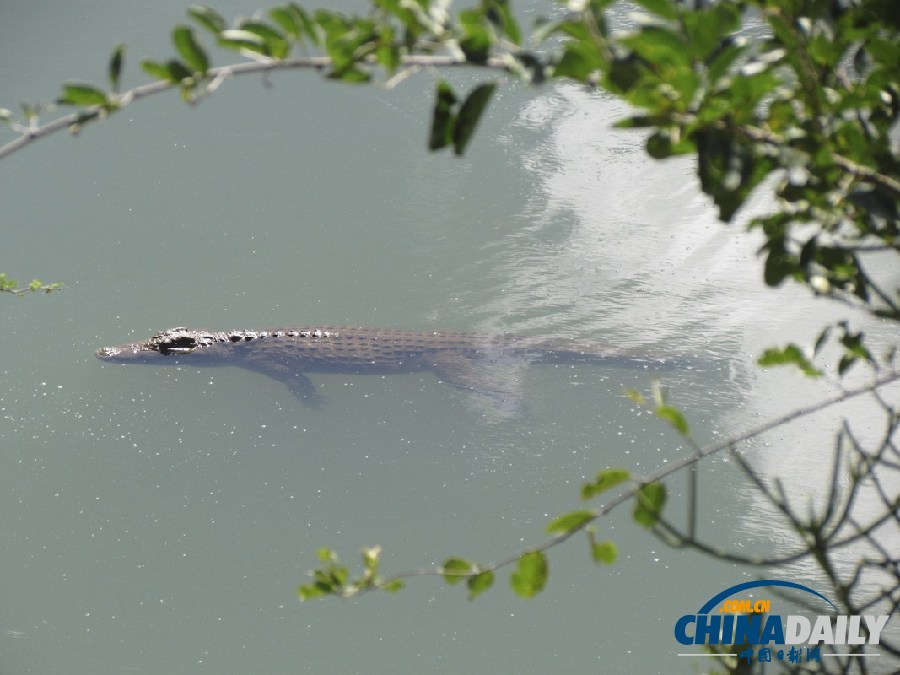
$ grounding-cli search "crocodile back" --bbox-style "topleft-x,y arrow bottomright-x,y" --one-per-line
237,327 -> 509,372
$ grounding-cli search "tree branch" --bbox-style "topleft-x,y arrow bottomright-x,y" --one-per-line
0,54 -> 510,161
340,370 -> 900,594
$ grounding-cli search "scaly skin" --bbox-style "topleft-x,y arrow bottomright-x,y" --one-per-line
97,326 -> 671,401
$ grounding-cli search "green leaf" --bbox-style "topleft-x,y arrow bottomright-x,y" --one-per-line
836,329 -> 873,376
188,5 -> 226,36
297,583 -> 326,601
458,13 -> 491,65
56,83 -> 110,107
758,345 -> 821,378
546,509 -> 594,535
142,59 -> 194,84
813,326 -> 832,356
270,6 -> 303,40
218,29 -> 269,55
298,549 -> 351,600
656,405 -> 689,436
166,60 -> 194,83
428,81 -> 457,151
606,54 -> 645,93
589,537 -> 618,565
633,0 -> 678,20
330,67 -> 371,83
238,20 -> 290,59
173,25 -> 209,75
142,60 -> 171,81
761,235 -> 793,287
0,273 -> 17,291
681,4 -> 741,63
510,551 -> 548,598
316,547 -> 337,563
442,557 -> 473,585
614,115 -> 667,129
624,388 -> 645,405
467,570 -> 494,600
376,25 -> 399,73
646,131 -> 673,159
621,26 -> 690,70
554,41 -> 604,82
271,5 -> 318,45
484,0 -> 521,45
582,468 -> 631,500
632,482 -> 666,528
705,38 -> 747,84
108,44 -> 124,92
695,129 -> 774,222
381,578 -> 404,593
453,82 -> 495,155
840,330 -> 872,362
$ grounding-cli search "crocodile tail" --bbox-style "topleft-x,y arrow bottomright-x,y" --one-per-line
524,338 -> 679,369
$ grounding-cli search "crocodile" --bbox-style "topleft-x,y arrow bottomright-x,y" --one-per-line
96,326 -> 672,404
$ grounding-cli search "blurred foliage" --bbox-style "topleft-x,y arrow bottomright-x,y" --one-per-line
0,273 -> 62,296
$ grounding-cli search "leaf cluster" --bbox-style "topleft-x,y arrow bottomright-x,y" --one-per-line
0,273 -> 63,296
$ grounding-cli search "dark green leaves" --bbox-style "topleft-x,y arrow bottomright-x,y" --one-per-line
442,557 -> 474,585
695,129 -> 774,222
428,81 -> 496,155
441,557 -> 494,600
467,570 -> 495,600
188,5 -> 226,35
108,45 -> 124,92
632,483 -> 666,528
758,344 -> 822,378
188,6 -> 294,61
297,548 -> 350,600
483,0 -> 521,46
429,81 -> 458,150
458,9 -> 491,64
270,4 -> 318,45
582,468 -> 631,500
142,60 -> 193,85
236,22 -> 290,59
655,405 -> 689,436
554,40 -> 605,82
297,546 -> 403,600
510,551 -> 548,598
679,3 -> 741,63
173,26 -> 209,75
455,82 -> 495,153
56,83 -> 112,107
218,22 -> 290,60
588,534 -> 618,565
547,509 -> 594,535
0,273 -> 63,296
633,0 -> 678,21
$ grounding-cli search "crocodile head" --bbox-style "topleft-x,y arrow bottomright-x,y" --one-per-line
96,327 -> 239,361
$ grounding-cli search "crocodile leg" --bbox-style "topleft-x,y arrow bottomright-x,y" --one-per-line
239,360 -> 323,407
427,351 -> 520,399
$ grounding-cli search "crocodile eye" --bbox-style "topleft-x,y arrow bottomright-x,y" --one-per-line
159,336 -> 198,355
